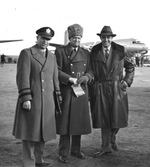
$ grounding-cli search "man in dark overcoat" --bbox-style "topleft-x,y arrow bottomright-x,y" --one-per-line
12,27 -> 61,167
90,26 -> 135,157
55,24 -> 93,163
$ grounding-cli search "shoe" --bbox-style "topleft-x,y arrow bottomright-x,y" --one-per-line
35,161 -> 49,167
71,151 -> 87,159
58,156 -> 68,163
111,143 -> 119,151
93,151 -> 111,157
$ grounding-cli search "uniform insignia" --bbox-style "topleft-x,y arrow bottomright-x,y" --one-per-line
46,28 -> 51,34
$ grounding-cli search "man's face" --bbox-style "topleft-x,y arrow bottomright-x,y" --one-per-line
100,35 -> 113,48
36,35 -> 51,49
69,36 -> 82,48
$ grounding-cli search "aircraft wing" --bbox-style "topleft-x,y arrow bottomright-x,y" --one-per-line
0,39 -> 23,43
49,43 -> 63,48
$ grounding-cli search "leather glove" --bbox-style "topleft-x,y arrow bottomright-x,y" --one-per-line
55,90 -> 62,118
77,75 -> 89,84
55,90 -> 62,104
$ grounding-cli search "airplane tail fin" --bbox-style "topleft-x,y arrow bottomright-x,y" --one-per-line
64,30 -> 69,45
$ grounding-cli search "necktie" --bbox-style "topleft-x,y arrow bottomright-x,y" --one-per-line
70,49 -> 76,59
105,49 -> 109,60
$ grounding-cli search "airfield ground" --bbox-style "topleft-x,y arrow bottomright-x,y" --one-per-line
0,64 -> 150,167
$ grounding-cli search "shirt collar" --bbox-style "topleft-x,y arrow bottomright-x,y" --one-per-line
102,45 -> 111,52
71,47 -> 78,52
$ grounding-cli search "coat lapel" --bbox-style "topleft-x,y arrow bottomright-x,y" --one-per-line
70,49 -> 77,60
42,50 -> 53,71
64,44 -> 85,61
108,42 -> 125,74
30,45 -> 46,66
109,50 -> 120,71
93,50 -> 106,64
71,47 -> 86,62
107,49 -> 124,76
64,44 -> 73,59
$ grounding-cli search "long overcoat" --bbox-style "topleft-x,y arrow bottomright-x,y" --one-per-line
90,42 -> 135,128
55,44 -> 93,135
12,44 -> 60,142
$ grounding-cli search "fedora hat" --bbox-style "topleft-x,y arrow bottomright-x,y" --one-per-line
97,26 -> 116,37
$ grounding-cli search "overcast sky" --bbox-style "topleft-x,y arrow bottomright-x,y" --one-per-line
0,0 -> 150,55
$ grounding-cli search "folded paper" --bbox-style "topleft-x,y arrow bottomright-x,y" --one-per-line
71,84 -> 85,97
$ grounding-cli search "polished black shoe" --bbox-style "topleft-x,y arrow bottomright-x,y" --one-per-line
93,151 -> 111,157
35,161 -> 49,167
71,151 -> 87,159
58,156 -> 68,163
111,143 -> 119,151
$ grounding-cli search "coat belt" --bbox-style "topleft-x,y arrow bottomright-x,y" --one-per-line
95,76 -> 119,82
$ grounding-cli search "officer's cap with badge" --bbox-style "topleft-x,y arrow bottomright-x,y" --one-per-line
67,24 -> 83,39
36,27 -> 55,40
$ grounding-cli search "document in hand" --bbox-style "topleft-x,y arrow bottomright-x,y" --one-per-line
71,84 -> 85,97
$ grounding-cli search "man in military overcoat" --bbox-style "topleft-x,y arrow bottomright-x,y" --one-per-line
12,27 -> 61,167
55,24 -> 93,163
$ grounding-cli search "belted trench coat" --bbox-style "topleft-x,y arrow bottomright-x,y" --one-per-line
12,44 -> 60,142
90,42 -> 135,128
55,44 -> 93,135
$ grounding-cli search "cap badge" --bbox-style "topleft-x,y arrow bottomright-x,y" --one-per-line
46,28 -> 51,34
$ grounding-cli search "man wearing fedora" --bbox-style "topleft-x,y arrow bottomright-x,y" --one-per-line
89,26 -> 135,156
12,27 -> 61,167
55,23 -> 93,163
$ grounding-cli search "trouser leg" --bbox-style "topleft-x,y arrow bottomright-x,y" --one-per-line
22,140 -> 35,167
111,128 -> 119,144
34,141 -> 45,164
59,135 -> 70,157
101,128 -> 112,152
71,135 -> 81,153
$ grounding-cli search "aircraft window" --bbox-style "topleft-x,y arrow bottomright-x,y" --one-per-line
133,41 -> 140,44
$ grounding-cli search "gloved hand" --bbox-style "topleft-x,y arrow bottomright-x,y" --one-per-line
77,75 -> 89,84
55,90 -> 62,104
55,90 -> 62,118
120,80 -> 128,91
69,77 -> 78,85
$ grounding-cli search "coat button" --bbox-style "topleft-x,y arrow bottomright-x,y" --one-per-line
42,89 -> 44,92
72,71 -> 75,74
42,80 -> 44,82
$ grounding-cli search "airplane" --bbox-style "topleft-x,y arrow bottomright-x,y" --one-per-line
49,30 -> 148,58
114,38 -> 148,55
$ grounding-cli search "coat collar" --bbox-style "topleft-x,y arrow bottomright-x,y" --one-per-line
92,42 -> 125,73
30,44 -> 52,71
64,43 -> 86,62
30,45 -> 46,65
64,43 -> 75,60
92,42 -> 125,61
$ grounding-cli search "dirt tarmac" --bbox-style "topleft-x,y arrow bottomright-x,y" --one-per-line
0,64 -> 150,167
